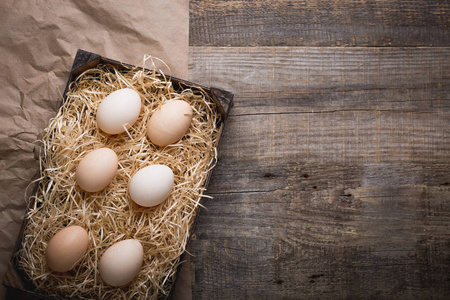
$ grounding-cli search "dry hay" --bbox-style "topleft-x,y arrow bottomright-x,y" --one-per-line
17,58 -> 222,299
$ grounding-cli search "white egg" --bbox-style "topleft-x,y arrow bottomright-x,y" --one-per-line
128,165 -> 174,207
96,88 -> 141,135
99,239 -> 144,287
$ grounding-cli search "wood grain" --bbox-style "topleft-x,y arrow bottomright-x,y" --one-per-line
191,190 -> 449,299
190,0 -> 450,47
189,47 -> 450,115
188,47 -> 450,299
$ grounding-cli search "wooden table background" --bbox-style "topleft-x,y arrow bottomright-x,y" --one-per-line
186,1 -> 450,299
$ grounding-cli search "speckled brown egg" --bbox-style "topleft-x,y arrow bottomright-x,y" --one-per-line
75,147 -> 118,192
146,100 -> 193,147
45,225 -> 89,272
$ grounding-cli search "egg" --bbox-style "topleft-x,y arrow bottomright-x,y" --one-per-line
99,239 -> 144,287
146,100 -> 193,146
45,226 -> 89,272
96,88 -> 142,135
128,165 -> 174,207
76,148 -> 118,192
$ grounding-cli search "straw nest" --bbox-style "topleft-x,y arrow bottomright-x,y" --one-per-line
17,59 -> 222,299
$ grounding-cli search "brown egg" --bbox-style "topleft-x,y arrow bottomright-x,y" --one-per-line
45,226 -> 89,272
75,148 -> 118,192
146,100 -> 193,147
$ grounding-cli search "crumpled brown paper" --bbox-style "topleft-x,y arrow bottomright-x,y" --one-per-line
0,1 -> 190,299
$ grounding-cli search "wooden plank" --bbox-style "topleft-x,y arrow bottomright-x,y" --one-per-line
190,0 -> 450,47
206,109 -> 450,171
189,47 -> 450,115
188,47 -> 450,298
191,189 -> 450,299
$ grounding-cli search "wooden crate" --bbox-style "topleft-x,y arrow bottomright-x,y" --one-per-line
2,49 -> 233,299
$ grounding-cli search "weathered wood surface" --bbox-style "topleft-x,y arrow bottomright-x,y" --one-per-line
190,0 -> 450,47
190,47 -> 450,116
187,46 -> 450,299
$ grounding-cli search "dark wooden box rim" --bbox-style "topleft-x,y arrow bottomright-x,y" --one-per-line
3,49 -> 234,300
